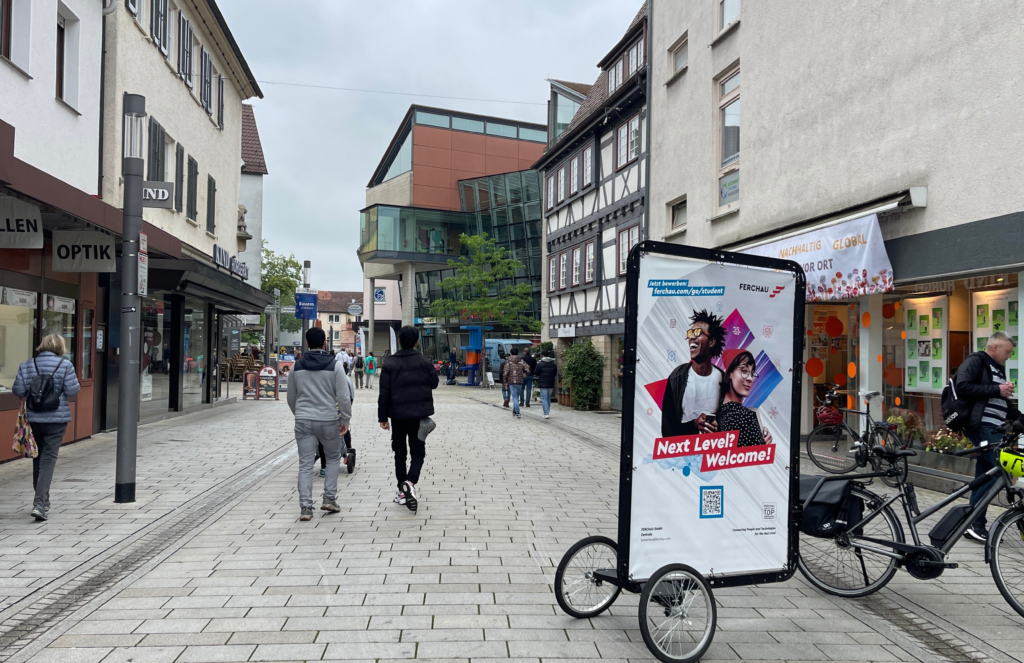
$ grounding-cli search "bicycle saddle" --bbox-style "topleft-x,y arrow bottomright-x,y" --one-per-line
860,390 -> 882,400
872,444 -> 917,459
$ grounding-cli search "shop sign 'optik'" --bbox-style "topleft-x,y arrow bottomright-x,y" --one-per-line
52,231 -> 116,272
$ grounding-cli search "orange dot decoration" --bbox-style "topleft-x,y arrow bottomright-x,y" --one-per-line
884,363 -> 903,387
834,373 -> 847,387
847,395 -> 855,410
807,329 -> 814,336
877,354 -> 883,363
894,301 -> 901,310
848,362 -> 858,379
826,316 -> 844,337
862,312 -> 872,328
900,330 -> 907,340
805,357 -> 824,378
882,303 -> 896,319
895,396 -> 902,406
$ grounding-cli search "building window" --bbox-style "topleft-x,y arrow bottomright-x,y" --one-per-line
672,36 -> 688,73
546,176 -> 555,210
608,59 -> 624,94
206,176 -> 216,234
217,75 -> 225,129
618,225 -> 640,275
452,116 -> 484,133
672,198 -> 687,229
584,241 -> 595,283
583,146 -> 593,187
178,13 -> 193,88
151,0 -> 169,55
557,167 -> 565,202
147,117 -> 166,180
559,252 -> 567,289
174,144 -> 184,212
628,115 -> 641,162
186,156 -> 198,221
718,66 -> 740,210
628,38 -> 644,76
571,247 -> 581,286
486,122 -> 517,138
415,110 -> 450,128
570,156 -> 579,195
126,0 -> 140,18
616,124 -> 628,169
720,0 -> 740,31
55,15 -> 65,100
617,115 -> 640,170
548,256 -> 557,292
1,0 -> 13,60
200,47 -> 213,113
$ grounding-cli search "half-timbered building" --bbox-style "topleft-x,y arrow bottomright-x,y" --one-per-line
533,4 -> 648,410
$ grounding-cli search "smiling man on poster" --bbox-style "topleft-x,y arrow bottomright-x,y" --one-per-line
660,310 -> 726,438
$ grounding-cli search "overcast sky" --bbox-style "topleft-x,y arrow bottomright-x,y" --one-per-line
217,0 -> 642,291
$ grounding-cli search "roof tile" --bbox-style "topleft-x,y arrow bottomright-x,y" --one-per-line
241,105 -> 268,175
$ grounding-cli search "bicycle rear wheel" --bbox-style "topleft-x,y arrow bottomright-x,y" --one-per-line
989,508 -> 1024,619
806,424 -> 859,474
798,486 -> 904,597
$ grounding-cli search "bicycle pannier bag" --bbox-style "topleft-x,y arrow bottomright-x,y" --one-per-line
928,504 -> 974,547
940,377 -> 970,433
28,358 -> 65,413
799,477 -> 862,537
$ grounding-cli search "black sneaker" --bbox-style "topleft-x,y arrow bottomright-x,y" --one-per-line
321,499 -> 340,513
299,507 -> 314,521
401,481 -> 418,513
963,526 -> 987,542
31,507 -> 47,522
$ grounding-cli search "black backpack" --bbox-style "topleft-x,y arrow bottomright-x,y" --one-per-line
799,477 -> 863,537
28,358 -> 66,413
940,372 -> 971,433
355,356 -> 364,369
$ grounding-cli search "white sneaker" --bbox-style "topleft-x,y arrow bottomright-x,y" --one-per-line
544,414 -> 549,419
393,491 -> 406,505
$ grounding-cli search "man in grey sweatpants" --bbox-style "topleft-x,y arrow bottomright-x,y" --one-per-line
287,327 -> 353,521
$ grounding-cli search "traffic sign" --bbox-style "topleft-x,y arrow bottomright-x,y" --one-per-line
347,304 -> 363,317
281,306 -> 296,314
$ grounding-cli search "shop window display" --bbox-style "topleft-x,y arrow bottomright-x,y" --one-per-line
184,299 -> 206,408
0,290 -> 36,395
140,297 -> 172,420
43,294 -> 76,366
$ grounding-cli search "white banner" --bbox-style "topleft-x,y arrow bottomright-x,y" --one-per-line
743,213 -> 893,302
389,326 -> 398,355
972,289 -> 1018,389
904,295 -> 948,394
45,295 -> 75,314
0,196 -> 43,249
1,287 -> 37,308
358,328 -> 366,357
52,231 -> 116,272
630,253 -> 797,580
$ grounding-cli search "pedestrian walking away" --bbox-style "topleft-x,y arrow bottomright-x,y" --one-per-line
12,334 -> 81,521
535,349 -> 558,419
953,331 -> 1021,541
378,325 -> 438,513
502,347 -> 529,418
522,347 -> 537,408
287,327 -> 353,521
498,356 -> 509,407
365,352 -> 377,389
354,354 -> 365,388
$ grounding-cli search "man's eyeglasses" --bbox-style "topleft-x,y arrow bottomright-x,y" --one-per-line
686,328 -> 706,340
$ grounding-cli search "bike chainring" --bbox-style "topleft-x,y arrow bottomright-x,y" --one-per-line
904,547 -> 946,580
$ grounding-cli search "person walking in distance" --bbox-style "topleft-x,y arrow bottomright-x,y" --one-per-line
521,347 -> 538,408
502,347 -> 529,419
955,332 -> 1021,541
378,326 -> 438,512
498,355 -> 509,408
365,352 -> 377,389
534,349 -> 558,419
287,327 -> 352,522
12,334 -> 80,521
353,353 -> 365,389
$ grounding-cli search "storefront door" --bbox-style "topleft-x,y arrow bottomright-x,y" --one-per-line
806,303 -> 860,423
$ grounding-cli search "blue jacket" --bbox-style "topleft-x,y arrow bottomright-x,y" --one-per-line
12,352 -> 81,423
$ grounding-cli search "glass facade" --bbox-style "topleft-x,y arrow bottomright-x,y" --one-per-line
140,296 -> 172,420
382,132 -> 412,182
554,93 -> 581,140
360,206 -> 472,257
0,298 -> 35,396
183,298 -> 206,409
411,109 -> 546,143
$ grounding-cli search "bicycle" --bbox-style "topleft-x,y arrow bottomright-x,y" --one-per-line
806,387 -> 908,487
797,419 -> 1024,618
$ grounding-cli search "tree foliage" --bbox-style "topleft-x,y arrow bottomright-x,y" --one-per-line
260,239 -> 302,333
563,339 -> 604,411
428,234 -> 541,333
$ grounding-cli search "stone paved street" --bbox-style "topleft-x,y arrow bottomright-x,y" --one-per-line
0,385 -> 1021,663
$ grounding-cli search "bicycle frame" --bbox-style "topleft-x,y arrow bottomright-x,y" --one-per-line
804,465 -> 1020,562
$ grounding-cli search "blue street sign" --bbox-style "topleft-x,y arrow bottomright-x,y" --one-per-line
295,291 -> 318,320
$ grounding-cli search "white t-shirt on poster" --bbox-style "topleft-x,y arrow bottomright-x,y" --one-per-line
680,367 -> 722,424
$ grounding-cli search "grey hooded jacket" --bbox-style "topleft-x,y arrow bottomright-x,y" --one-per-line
287,351 -> 352,425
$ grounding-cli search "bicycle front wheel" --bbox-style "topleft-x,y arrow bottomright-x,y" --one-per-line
990,508 -> 1024,619
806,424 -> 859,474
798,486 -> 904,597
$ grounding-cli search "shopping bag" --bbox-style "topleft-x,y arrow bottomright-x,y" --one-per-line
12,401 -> 37,459
418,417 -> 437,441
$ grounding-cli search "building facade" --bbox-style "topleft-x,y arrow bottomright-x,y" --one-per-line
536,5 -> 648,410
316,290 -> 363,354
648,1 -> 1024,472
238,103 -> 267,290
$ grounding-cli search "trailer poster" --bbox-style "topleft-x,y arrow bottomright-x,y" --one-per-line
629,253 -> 797,580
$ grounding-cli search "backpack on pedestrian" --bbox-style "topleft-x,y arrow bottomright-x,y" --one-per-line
940,372 -> 971,433
356,356 -> 364,369
28,358 -> 67,413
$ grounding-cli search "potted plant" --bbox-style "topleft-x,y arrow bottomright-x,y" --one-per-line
916,427 -> 975,475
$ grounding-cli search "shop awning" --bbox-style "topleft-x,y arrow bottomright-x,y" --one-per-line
149,258 -> 274,314
734,199 -> 901,302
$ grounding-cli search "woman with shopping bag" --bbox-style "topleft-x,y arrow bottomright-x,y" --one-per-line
12,334 -> 80,521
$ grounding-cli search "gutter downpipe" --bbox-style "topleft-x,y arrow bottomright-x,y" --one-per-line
98,0 -> 117,198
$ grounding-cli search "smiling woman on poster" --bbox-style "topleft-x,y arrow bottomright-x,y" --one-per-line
717,349 -> 773,448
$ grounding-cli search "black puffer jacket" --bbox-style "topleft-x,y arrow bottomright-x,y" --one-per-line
534,357 -> 558,389
955,351 -> 1021,430
378,349 -> 439,422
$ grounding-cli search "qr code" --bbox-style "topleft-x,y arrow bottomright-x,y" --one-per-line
700,486 -> 724,519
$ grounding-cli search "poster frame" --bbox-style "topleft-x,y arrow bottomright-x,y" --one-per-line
616,241 -> 806,592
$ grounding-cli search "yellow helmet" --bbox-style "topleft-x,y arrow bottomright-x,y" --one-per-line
1000,448 -> 1024,479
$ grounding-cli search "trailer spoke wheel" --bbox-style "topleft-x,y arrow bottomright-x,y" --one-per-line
554,536 -> 621,618
639,564 -> 716,663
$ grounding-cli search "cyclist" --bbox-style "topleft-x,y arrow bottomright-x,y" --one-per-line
954,331 -> 1021,541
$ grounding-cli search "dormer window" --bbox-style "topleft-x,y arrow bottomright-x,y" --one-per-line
628,38 -> 644,76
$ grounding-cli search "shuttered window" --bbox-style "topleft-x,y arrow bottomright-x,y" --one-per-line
206,176 -> 216,234
186,156 -> 198,221
174,144 -> 184,212
200,47 -> 213,113
150,0 -> 168,55
177,13 -> 193,88
126,0 -> 139,15
217,75 -> 225,129
147,118 -> 166,181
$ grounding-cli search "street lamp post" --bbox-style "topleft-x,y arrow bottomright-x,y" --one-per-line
115,93 -> 146,504
301,260 -> 311,353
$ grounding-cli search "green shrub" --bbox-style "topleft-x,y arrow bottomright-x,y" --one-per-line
563,339 -> 604,411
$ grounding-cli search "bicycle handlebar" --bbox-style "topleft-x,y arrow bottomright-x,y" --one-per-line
954,420 -> 1024,456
